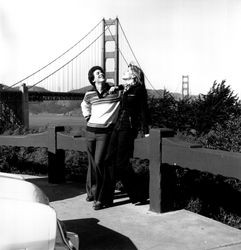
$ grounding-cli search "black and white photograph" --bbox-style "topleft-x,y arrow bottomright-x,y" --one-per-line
1,0 -> 241,249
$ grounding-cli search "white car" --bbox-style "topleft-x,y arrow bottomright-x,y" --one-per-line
0,172 -> 79,250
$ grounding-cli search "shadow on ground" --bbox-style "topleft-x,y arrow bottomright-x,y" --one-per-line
27,177 -> 146,207
27,177 -> 86,202
64,218 -> 138,250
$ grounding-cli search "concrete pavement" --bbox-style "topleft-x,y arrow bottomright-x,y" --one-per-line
27,176 -> 241,250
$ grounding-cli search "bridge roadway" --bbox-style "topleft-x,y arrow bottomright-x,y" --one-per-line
25,175 -> 241,250
0,90 -> 84,102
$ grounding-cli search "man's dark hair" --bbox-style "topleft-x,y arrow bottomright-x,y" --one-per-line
88,66 -> 104,85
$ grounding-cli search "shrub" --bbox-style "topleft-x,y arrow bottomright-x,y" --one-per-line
161,164 -> 241,229
0,103 -> 22,134
148,90 -> 177,129
192,81 -> 241,135
0,146 -> 48,175
175,97 -> 195,131
198,115 -> 241,152
65,150 -> 88,181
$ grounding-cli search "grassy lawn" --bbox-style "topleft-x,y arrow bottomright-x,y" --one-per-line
29,113 -> 86,129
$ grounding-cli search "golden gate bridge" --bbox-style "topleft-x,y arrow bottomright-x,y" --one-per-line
3,17 -> 156,93
0,17 -> 158,128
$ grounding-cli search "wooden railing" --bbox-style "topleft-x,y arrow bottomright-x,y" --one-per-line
162,138 -> 241,181
1,126 -> 241,213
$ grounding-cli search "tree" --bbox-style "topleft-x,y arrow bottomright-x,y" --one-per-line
0,102 -> 21,134
175,97 -> 195,131
148,90 -> 177,129
192,80 -> 240,135
200,115 -> 241,152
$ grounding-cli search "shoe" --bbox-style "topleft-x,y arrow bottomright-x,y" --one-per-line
93,201 -> 103,210
86,196 -> 94,202
129,197 -> 138,204
93,200 -> 113,210
104,201 -> 113,207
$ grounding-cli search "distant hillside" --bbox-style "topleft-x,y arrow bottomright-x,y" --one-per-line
0,84 -> 16,91
70,85 -> 92,94
147,89 -> 184,100
0,84 -> 50,92
147,89 -> 197,100
1,83 -> 194,100
74,86 -> 185,100
28,86 -> 50,92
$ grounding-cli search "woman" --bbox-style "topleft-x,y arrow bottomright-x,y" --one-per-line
104,63 -> 150,206
81,66 -> 121,210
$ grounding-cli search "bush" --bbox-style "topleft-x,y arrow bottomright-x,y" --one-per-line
148,90 -> 177,129
0,103 -> 22,134
0,146 -> 48,175
192,81 -> 241,135
198,115 -> 241,152
65,150 -> 88,181
175,97 -> 195,131
161,164 -> 241,229
148,80 -> 241,134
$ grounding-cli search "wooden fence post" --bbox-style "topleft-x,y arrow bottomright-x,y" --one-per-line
47,126 -> 65,184
149,129 -> 162,213
149,128 -> 174,213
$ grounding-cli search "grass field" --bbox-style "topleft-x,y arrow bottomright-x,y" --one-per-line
29,113 -> 86,129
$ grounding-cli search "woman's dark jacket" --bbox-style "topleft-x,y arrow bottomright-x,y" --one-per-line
115,84 -> 149,136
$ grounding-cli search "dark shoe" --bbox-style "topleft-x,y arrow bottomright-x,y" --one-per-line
104,200 -> 113,207
86,196 -> 94,202
93,201 -> 103,210
129,197 -> 138,204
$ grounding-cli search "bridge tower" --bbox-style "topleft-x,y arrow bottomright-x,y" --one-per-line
102,18 -> 119,85
182,75 -> 189,99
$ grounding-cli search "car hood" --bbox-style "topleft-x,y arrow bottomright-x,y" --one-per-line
0,172 -> 49,204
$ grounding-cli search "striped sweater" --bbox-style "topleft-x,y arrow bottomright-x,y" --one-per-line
81,85 -> 121,132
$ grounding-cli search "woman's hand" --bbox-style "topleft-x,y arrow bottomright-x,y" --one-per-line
109,86 -> 118,94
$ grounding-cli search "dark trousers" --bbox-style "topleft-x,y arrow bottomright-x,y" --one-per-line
85,131 -> 111,202
105,128 -> 137,201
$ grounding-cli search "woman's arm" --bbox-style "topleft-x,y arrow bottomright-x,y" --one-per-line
138,87 -> 150,136
108,84 -> 124,94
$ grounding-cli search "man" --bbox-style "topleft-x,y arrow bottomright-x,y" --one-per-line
81,66 -> 121,210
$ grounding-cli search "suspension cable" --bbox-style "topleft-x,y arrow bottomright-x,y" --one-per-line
7,19 -> 103,90
29,20 -> 115,90
118,21 -> 162,97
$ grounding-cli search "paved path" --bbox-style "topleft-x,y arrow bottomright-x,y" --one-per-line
27,177 -> 241,250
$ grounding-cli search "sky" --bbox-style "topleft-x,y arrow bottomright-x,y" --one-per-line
1,0 -> 241,97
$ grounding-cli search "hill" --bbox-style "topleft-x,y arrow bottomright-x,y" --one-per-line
28,86 -> 50,92
0,84 -> 16,91
73,86 -> 183,100
1,83 -> 194,100
0,84 -> 50,92
70,85 -> 92,94
147,89 -> 184,100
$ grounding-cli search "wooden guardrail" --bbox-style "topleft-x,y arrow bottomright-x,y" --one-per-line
1,126 -> 241,213
0,126 -> 174,213
162,138 -> 241,181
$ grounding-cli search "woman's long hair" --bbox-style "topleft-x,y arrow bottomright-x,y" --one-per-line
129,63 -> 148,97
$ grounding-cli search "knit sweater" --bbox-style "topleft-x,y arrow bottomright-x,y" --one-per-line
81,84 -> 121,133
